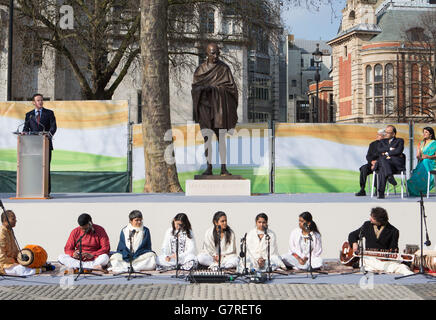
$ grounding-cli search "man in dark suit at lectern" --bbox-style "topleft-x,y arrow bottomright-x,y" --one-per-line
375,125 -> 405,199
23,93 -> 57,194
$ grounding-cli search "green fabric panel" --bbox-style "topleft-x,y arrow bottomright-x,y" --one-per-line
0,171 -> 16,193
0,171 -> 129,193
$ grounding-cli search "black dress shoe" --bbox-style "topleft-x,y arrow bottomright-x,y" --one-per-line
355,190 -> 366,196
387,175 -> 397,186
377,194 -> 385,199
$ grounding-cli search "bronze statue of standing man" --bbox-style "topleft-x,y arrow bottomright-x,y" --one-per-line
191,43 -> 238,176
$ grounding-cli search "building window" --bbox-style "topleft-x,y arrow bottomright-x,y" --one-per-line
257,57 -> 270,74
296,101 -> 310,122
329,93 -> 334,123
344,46 -> 348,57
366,63 -> 402,116
385,64 -> 394,115
365,64 -> 384,115
366,65 -> 373,114
408,63 -> 432,116
222,18 -> 232,34
406,27 -> 426,42
22,33 -> 43,67
291,80 -> 297,87
200,8 -> 215,34
374,64 -> 383,115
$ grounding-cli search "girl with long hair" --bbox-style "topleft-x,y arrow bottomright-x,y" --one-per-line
156,213 -> 197,270
282,212 -> 323,270
197,211 -> 239,269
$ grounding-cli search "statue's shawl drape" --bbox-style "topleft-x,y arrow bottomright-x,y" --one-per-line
191,60 -> 238,130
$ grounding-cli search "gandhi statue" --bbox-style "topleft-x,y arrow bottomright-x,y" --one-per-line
191,43 -> 239,176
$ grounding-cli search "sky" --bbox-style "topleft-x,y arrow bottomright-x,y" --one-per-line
282,0 -> 347,41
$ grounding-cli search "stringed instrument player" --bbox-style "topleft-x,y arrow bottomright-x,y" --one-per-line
339,242 -> 415,266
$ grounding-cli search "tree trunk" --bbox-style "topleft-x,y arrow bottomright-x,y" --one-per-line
140,0 -> 183,193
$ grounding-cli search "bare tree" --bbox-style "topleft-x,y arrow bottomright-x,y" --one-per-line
139,0 -> 335,192
0,0 -> 142,99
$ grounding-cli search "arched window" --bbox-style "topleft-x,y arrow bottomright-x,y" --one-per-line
385,64 -> 394,114
366,65 -> 373,114
200,8 -> 215,34
374,64 -> 383,114
365,63 -> 400,116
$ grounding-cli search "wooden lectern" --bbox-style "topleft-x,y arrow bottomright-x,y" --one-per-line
11,133 -> 50,199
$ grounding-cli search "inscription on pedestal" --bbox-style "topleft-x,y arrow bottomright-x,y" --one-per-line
186,179 -> 251,196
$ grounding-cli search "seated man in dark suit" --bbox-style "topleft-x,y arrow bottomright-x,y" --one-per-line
23,93 -> 57,194
355,129 -> 386,196
374,125 -> 405,199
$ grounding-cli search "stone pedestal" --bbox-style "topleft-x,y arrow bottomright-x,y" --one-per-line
186,175 -> 251,196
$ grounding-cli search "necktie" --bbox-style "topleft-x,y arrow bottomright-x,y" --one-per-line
36,111 -> 40,126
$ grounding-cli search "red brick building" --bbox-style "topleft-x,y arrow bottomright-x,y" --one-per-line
327,0 -> 436,123
308,80 -> 334,123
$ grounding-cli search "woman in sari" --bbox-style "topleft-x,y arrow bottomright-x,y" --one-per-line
407,127 -> 436,197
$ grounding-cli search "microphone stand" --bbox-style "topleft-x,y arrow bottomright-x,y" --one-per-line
341,223 -> 371,276
74,228 -> 102,281
305,231 -> 328,279
0,201 -> 26,278
358,226 -> 367,275
217,226 -> 222,271
115,230 -> 151,280
265,230 -> 272,280
169,229 -> 184,279
396,192 -> 434,280
239,233 -> 248,276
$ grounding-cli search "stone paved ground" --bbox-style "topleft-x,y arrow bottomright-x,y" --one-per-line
0,283 -> 434,300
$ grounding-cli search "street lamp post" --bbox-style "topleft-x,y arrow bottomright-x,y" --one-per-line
312,43 -> 323,123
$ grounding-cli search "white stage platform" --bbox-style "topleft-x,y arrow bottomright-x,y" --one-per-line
1,193 -> 435,262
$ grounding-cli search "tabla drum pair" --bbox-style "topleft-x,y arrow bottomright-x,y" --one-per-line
17,245 -> 48,269
412,250 -> 436,272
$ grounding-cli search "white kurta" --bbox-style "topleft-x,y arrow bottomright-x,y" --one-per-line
4,264 -> 37,276
197,227 -> 239,269
281,228 -> 323,270
243,228 -> 285,271
156,228 -> 197,270
58,254 -> 110,269
362,257 -> 413,275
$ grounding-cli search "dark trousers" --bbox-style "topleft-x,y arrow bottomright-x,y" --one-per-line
376,156 -> 404,195
359,163 -> 375,191
48,150 -> 52,194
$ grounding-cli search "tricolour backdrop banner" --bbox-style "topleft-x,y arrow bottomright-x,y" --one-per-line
274,123 -> 412,193
0,101 -> 129,193
133,122 -> 417,194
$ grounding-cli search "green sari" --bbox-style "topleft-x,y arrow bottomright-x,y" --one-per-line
407,140 -> 436,197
